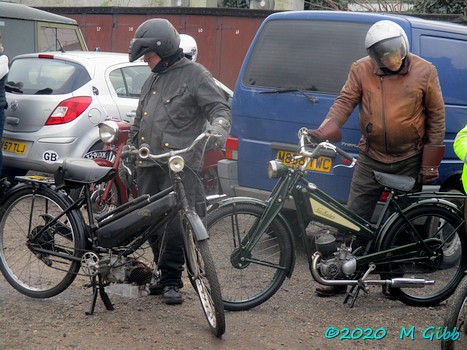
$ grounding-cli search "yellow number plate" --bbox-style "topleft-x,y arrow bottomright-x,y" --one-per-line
1,139 -> 27,155
276,150 -> 332,173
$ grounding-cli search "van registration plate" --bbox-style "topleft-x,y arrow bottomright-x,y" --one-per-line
1,139 -> 27,155
276,151 -> 332,173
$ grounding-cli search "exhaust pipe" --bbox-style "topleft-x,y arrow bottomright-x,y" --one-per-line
311,251 -> 434,288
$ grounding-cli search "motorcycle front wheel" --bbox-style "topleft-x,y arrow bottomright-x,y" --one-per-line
182,212 -> 225,338
380,205 -> 467,307
0,185 -> 85,298
206,202 -> 294,311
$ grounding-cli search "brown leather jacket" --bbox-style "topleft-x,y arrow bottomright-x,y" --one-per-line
325,54 -> 445,164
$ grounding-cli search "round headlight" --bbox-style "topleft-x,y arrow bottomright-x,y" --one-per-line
98,121 -> 119,144
169,156 -> 185,173
267,160 -> 287,178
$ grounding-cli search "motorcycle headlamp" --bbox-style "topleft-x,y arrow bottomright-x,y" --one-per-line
267,160 -> 288,179
98,121 -> 119,144
169,155 -> 185,173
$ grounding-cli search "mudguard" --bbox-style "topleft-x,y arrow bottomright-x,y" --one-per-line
184,210 -> 210,241
376,197 -> 464,251
0,179 -> 71,207
214,196 -> 296,278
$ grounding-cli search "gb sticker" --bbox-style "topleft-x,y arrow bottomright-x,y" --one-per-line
43,150 -> 59,163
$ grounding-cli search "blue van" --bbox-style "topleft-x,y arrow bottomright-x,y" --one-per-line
218,11 -> 467,211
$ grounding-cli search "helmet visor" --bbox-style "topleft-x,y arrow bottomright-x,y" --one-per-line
368,36 -> 407,68
129,38 -> 155,62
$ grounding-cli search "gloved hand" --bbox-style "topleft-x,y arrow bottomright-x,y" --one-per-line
207,120 -> 230,151
418,144 -> 445,184
419,167 -> 439,184
308,118 -> 342,143
118,145 -> 136,188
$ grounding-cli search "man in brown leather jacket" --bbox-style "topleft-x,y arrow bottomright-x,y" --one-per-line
308,20 -> 446,297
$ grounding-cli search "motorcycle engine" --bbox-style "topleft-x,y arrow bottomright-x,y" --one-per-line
315,232 -> 357,279
98,255 -> 152,285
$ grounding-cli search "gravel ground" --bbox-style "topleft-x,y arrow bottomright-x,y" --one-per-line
0,244 -> 456,350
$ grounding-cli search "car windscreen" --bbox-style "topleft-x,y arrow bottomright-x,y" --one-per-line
5,57 -> 91,95
243,20 -> 371,94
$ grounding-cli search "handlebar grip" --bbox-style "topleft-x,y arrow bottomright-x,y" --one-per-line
120,150 -> 131,159
335,147 -> 355,163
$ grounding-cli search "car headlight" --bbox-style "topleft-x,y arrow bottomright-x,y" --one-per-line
267,160 -> 288,178
98,121 -> 119,144
169,156 -> 185,173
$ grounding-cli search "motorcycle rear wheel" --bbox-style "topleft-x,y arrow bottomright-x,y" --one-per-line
0,185 -> 85,298
380,205 -> 467,306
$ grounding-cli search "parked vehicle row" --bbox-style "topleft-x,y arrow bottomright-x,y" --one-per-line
2,51 -> 232,182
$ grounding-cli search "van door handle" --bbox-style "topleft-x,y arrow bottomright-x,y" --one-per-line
6,117 -> 20,126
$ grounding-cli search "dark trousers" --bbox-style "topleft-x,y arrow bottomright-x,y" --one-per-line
346,152 -> 422,222
137,165 -> 206,286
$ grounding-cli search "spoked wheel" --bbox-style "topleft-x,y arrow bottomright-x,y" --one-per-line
206,203 -> 293,311
380,205 -> 467,306
0,185 -> 85,298
441,275 -> 467,349
182,213 -> 225,337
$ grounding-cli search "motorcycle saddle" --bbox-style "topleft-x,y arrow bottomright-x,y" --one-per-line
372,170 -> 416,192
56,158 -> 116,185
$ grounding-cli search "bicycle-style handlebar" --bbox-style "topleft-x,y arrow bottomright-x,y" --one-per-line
298,127 -> 356,168
121,132 -> 213,161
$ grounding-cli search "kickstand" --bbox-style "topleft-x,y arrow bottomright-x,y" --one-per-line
85,274 -> 114,315
343,283 -> 366,308
343,263 -> 376,308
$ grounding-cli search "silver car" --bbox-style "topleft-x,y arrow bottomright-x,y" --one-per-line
3,51 -> 149,175
3,51 -> 232,177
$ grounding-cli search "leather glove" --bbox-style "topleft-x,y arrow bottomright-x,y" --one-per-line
418,144 -> 445,184
308,118 -> 342,143
118,145 -> 136,188
207,119 -> 230,151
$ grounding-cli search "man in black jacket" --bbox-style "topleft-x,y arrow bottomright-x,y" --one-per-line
121,19 -> 231,304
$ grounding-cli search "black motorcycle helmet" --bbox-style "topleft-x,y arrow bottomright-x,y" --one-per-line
129,18 -> 180,62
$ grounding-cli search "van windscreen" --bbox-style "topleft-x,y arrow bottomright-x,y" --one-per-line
243,20 -> 371,94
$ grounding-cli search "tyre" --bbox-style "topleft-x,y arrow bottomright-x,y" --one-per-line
441,275 -> 467,350
380,205 -> 467,307
206,203 -> 294,311
182,215 -> 225,337
0,185 -> 85,298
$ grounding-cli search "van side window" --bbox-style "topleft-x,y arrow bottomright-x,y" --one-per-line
420,36 -> 467,106
243,20 -> 370,94
39,24 -> 85,52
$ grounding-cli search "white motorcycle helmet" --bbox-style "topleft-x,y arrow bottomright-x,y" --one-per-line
365,20 -> 409,68
179,34 -> 198,62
